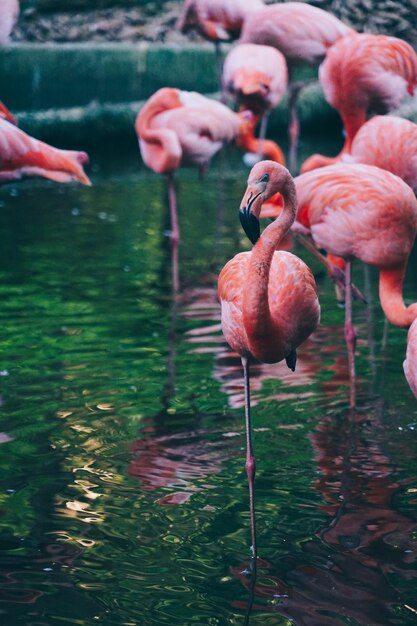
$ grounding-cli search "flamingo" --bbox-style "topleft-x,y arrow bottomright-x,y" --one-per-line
176,0 -> 264,44
0,113 -> 91,186
293,163 -> 417,407
301,33 -> 417,173
176,0 -> 264,82
404,319 -> 417,398
343,115 -> 417,193
0,0 -> 19,45
239,1 -> 354,170
135,87 -> 284,291
222,42 -> 288,164
218,161 -> 320,560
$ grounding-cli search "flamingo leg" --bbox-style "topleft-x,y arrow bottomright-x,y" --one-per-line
344,260 -> 357,408
288,81 -> 303,173
292,231 -> 366,303
242,356 -> 257,561
168,173 -> 180,294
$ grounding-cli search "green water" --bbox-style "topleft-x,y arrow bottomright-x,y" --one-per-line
1,145 -> 417,626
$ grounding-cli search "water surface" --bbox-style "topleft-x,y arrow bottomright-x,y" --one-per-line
1,142 -> 417,626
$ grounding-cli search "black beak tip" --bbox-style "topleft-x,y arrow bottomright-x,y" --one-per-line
239,208 -> 260,244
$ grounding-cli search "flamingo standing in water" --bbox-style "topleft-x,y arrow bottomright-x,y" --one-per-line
293,163 -> 417,407
222,42 -> 288,165
218,161 -> 320,560
301,33 -> 417,173
239,1 -> 354,170
0,106 -> 91,185
0,0 -> 19,45
135,87 -> 284,291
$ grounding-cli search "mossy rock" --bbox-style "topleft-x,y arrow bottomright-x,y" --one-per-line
21,0 -> 172,11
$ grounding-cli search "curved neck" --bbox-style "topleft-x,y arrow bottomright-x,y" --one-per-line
341,109 -> 367,154
135,91 -> 182,174
243,179 -> 297,359
379,266 -> 417,327
236,122 -> 285,165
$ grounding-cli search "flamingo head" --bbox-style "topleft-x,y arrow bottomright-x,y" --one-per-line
239,160 -> 291,244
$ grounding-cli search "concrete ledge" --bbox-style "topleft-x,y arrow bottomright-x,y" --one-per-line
5,43 -> 417,148
1,43 -> 219,112
15,82 -> 342,149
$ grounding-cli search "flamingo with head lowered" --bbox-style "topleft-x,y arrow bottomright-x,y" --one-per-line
222,42 -> 288,165
239,1 -> 354,170
301,33 -> 417,173
218,160 -> 320,561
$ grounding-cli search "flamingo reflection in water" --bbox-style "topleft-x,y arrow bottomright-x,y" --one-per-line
128,420 -> 233,506
231,408 -> 417,625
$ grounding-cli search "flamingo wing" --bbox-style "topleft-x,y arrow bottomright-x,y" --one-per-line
0,118 -> 91,185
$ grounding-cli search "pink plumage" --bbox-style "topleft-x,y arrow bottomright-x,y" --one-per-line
295,163 -> 417,328
219,161 -> 320,365
346,115 -> 417,193
222,43 -> 288,113
301,33 -> 417,172
135,87 -> 244,174
0,0 -> 19,45
240,1 -> 353,65
176,0 -> 264,41
0,116 -> 91,185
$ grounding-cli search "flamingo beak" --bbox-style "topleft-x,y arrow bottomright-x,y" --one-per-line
239,189 -> 261,244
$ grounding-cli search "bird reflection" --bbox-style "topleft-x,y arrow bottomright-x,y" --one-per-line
127,287 -> 236,504
231,408 -> 417,625
128,422 -> 231,505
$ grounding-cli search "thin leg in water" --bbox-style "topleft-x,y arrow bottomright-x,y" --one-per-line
241,356 -> 257,562
344,260 -> 357,408
214,41 -> 224,94
168,172 -> 180,294
292,230 -> 366,303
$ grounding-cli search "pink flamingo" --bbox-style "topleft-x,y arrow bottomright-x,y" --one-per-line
218,161 -> 320,560
222,42 -> 288,163
135,87 -> 284,291
301,33 -> 417,173
239,1 -> 354,170
0,0 -> 19,45
0,110 -> 91,186
176,0 -> 264,43
294,163 -> 417,407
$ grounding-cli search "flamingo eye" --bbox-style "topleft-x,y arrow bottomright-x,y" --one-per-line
260,174 -> 269,183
